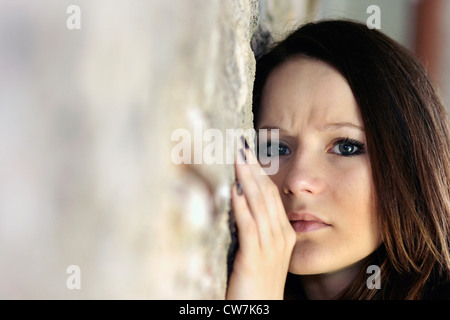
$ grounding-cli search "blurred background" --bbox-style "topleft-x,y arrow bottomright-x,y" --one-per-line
0,0 -> 448,299
259,0 -> 449,109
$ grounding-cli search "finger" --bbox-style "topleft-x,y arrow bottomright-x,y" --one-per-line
274,191 -> 296,247
246,142 -> 293,248
239,142 -> 284,237
231,181 -> 259,252
235,146 -> 275,247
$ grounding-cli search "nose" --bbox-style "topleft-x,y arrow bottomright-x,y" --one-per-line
281,152 -> 326,197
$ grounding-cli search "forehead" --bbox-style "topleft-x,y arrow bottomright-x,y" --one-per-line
259,57 -> 362,129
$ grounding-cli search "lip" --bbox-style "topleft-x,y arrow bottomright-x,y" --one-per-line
287,212 -> 331,233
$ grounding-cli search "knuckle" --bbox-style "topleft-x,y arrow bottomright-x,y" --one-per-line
241,219 -> 258,237
251,193 -> 268,213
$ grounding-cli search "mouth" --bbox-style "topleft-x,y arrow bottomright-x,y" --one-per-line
288,212 -> 331,233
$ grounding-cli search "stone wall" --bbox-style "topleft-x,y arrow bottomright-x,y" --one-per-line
0,0 -> 258,299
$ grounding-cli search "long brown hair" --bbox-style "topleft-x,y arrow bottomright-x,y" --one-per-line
252,20 -> 450,299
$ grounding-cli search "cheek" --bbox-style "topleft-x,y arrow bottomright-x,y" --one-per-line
267,165 -> 288,192
331,159 -> 378,229
288,159 -> 381,275
329,160 -> 381,255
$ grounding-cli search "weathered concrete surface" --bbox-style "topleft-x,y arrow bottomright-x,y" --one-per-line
0,0 -> 258,299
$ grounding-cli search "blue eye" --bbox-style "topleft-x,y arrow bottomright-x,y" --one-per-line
262,142 -> 291,158
330,138 -> 365,156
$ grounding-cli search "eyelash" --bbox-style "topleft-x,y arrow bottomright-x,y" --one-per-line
262,142 -> 291,158
330,138 -> 366,157
262,138 -> 366,158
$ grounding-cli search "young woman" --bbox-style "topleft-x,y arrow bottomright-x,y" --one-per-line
227,20 -> 450,300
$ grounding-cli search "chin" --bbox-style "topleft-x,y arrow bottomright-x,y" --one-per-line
288,258 -> 337,275
287,241 -> 336,275
287,240 -> 377,276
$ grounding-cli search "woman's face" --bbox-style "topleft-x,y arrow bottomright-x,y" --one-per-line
257,57 -> 381,275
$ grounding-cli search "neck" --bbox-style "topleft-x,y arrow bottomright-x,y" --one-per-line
299,261 -> 363,300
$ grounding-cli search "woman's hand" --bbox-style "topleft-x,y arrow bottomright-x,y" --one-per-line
226,137 -> 296,300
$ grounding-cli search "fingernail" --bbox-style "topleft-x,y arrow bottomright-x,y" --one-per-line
241,135 -> 250,149
237,182 -> 243,195
239,148 -> 247,163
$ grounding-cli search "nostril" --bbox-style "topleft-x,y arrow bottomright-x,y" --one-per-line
282,177 -> 325,197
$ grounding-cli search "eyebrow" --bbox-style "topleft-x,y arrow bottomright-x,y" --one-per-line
257,125 -> 292,135
258,122 -> 364,133
322,122 -> 365,132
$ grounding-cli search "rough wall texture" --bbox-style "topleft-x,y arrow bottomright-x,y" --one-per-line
259,0 -> 319,41
0,0 -> 258,299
